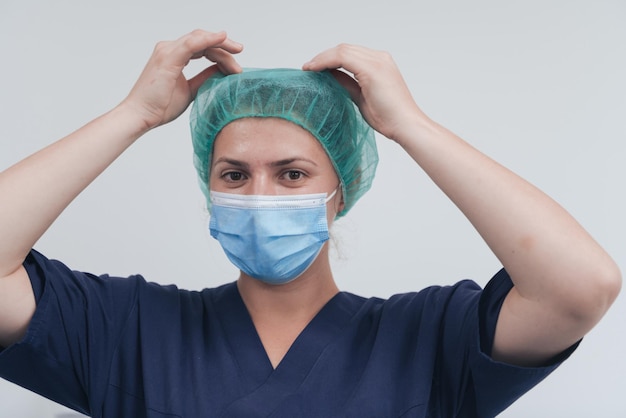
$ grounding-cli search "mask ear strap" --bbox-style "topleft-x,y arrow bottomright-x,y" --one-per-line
324,183 -> 341,203
324,187 -> 339,203
326,185 -> 345,218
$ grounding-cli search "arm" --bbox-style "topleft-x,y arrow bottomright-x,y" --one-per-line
303,45 -> 621,366
0,30 -> 243,347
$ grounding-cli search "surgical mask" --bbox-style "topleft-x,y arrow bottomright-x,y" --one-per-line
209,189 -> 338,285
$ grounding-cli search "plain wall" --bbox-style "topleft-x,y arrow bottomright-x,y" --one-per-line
0,0 -> 624,416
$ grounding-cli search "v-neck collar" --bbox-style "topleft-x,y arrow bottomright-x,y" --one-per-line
212,282 -> 361,397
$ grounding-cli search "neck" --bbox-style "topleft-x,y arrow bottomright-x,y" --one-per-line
237,246 -> 339,322
236,246 -> 339,369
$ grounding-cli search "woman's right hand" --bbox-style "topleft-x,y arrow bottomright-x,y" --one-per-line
121,30 -> 243,131
0,30 -> 244,347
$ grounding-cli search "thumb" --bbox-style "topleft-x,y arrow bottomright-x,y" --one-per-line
188,65 -> 221,98
329,69 -> 362,105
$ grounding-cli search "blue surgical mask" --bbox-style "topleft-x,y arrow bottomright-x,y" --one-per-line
209,189 -> 338,285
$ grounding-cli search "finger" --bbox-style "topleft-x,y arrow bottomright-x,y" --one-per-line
302,44 -> 373,77
202,48 -> 243,75
188,65 -> 221,97
168,30 -> 243,67
181,30 -> 244,53
189,38 -> 244,60
328,69 -> 361,104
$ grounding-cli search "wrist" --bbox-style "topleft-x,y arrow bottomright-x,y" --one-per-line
112,100 -> 160,138
391,111 -> 444,150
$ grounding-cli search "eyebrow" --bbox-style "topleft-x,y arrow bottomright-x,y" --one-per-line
212,157 -> 250,169
270,157 -> 319,167
212,156 -> 319,168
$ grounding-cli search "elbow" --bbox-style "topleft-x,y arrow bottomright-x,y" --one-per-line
599,260 -> 622,309
570,259 -> 622,326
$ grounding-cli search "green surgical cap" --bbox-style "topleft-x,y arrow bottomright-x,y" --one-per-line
189,68 -> 378,217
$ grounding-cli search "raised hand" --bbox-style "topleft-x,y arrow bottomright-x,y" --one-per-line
306,41 -> 621,370
0,31 -> 244,333
303,44 -> 425,143
123,30 -> 243,131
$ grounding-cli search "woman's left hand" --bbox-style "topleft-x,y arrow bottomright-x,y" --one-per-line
305,42 -> 622,369
303,44 -> 426,143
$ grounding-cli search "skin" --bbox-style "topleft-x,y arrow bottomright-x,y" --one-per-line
0,30 -> 245,347
304,45 -> 622,366
0,30 -> 621,376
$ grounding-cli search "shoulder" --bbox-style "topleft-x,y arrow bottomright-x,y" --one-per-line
341,272 -> 514,341
23,249 -> 146,311
347,278 -> 486,316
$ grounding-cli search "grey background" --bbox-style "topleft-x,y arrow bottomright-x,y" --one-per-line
0,0 -> 624,416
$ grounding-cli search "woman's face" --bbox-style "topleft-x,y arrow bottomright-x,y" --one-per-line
209,117 -> 344,220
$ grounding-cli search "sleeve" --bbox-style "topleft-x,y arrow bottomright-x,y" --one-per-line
457,269 -> 580,417
0,249 -> 142,415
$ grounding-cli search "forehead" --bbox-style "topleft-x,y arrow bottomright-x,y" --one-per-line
212,117 -> 332,164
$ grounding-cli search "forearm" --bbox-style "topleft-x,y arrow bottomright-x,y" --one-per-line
302,43 -> 620,364
396,116 -> 620,313
0,103 -> 149,277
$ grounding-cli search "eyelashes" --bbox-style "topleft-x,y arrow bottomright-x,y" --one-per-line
218,169 -> 309,184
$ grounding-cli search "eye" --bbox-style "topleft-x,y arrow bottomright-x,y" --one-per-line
221,171 -> 247,182
281,170 -> 305,181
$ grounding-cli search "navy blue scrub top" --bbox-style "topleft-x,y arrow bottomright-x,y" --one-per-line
0,250 -> 576,417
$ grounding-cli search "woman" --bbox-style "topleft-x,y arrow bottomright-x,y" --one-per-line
0,29 -> 621,417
